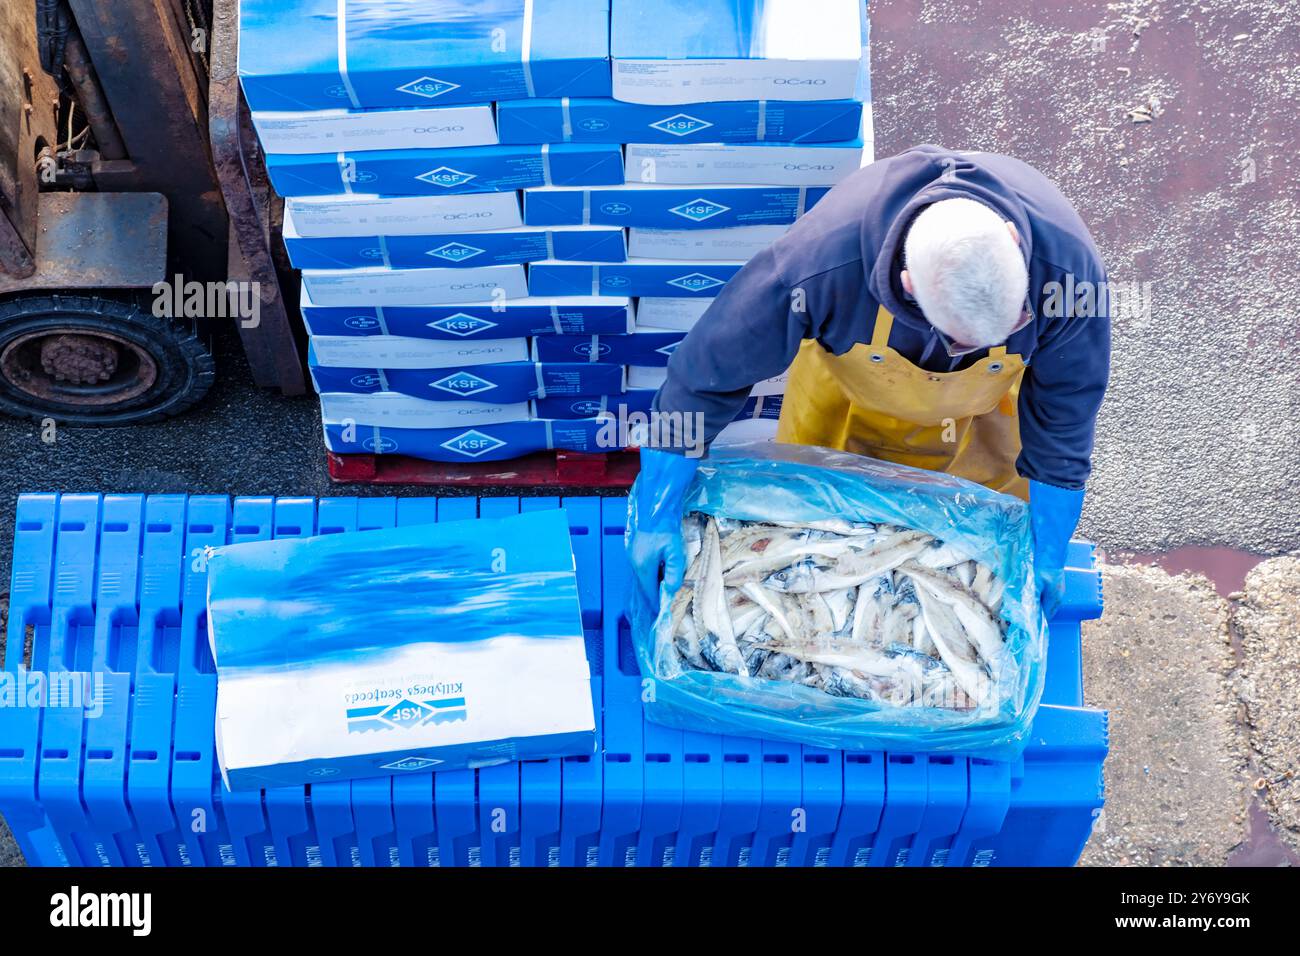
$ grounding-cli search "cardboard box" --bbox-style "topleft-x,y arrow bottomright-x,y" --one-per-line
497,97 -> 863,145
626,364 -> 787,396
311,359 -> 625,403
285,210 -> 626,270
250,103 -> 497,155
300,287 -> 634,338
610,0 -> 862,105
534,389 -> 781,420
308,335 -> 531,370
624,137 -> 862,186
323,418 -> 614,461
266,143 -> 625,198
627,225 -> 784,261
207,510 -> 595,790
238,0 -> 612,111
531,328 -> 686,365
633,295 -> 714,330
523,183 -> 828,228
300,263 -> 528,307
319,391 -> 532,429
285,191 -> 524,238
527,258 -> 742,297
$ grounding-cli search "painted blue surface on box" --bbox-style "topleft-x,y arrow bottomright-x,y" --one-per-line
301,292 -> 634,339
610,0 -> 863,105
527,259 -> 742,298
532,330 -> 686,366
497,97 -> 863,145
208,511 -> 595,790
285,222 -> 627,270
311,361 -> 625,403
0,492 -> 1105,867
266,143 -> 625,198
524,184 -> 828,227
325,419 -> 614,461
238,0 -> 612,112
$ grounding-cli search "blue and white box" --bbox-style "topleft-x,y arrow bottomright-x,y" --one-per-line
523,183 -> 828,227
301,290 -> 634,338
534,389 -> 781,420
308,335 -> 531,370
207,510 -> 596,790
634,296 -> 714,330
527,258 -> 741,297
319,391 -> 532,429
266,143 -> 625,197
250,103 -> 498,155
324,418 -> 614,461
532,329 -> 686,365
626,364 -> 788,397
496,97 -> 863,145
311,360 -> 625,403
285,211 -> 626,270
610,0 -> 863,104
285,191 -> 524,238
624,136 -> 863,186
238,0 -> 613,111
301,263 -> 528,307
627,225 -> 785,261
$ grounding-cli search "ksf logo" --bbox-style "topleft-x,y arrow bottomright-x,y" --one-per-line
774,77 -> 827,85
441,429 -> 507,458
784,163 -> 835,171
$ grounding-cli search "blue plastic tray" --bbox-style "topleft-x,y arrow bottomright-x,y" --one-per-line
0,493 -> 1106,866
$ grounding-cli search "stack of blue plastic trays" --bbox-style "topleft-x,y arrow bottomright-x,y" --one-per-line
0,492 -> 1106,866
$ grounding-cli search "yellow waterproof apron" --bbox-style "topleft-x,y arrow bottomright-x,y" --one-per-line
776,306 -> 1029,500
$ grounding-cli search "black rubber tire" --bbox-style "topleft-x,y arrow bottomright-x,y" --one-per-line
0,293 -> 215,426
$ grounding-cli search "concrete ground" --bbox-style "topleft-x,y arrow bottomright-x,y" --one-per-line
1,0 -> 1297,864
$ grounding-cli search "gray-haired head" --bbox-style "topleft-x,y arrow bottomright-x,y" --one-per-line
902,197 -> 1028,348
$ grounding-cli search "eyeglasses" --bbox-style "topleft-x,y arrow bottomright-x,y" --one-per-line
934,305 -> 1034,357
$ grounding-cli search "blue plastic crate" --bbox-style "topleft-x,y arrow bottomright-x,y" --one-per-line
0,494 -> 1106,866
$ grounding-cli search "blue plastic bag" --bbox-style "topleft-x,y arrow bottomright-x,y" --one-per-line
626,442 -> 1049,758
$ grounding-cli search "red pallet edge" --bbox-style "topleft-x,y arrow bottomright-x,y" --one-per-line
326,449 -> 642,488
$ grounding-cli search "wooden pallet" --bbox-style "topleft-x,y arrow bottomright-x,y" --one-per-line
326,449 -> 641,487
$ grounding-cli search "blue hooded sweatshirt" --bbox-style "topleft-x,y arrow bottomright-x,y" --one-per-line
653,145 -> 1111,490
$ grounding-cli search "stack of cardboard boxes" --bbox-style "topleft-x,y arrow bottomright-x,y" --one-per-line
239,0 -> 872,462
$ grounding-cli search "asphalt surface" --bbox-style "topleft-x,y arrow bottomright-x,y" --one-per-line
869,0 -> 1300,553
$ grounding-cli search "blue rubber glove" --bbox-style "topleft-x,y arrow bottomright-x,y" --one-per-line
1028,479 -> 1085,619
628,447 -> 699,604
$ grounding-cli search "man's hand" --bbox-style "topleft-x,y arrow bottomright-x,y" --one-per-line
1028,479 -> 1085,619
627,447 -> 700,604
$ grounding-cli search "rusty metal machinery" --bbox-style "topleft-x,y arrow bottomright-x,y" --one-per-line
0,0 -> 304,425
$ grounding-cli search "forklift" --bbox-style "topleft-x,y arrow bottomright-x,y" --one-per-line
0,0 -> 303,425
